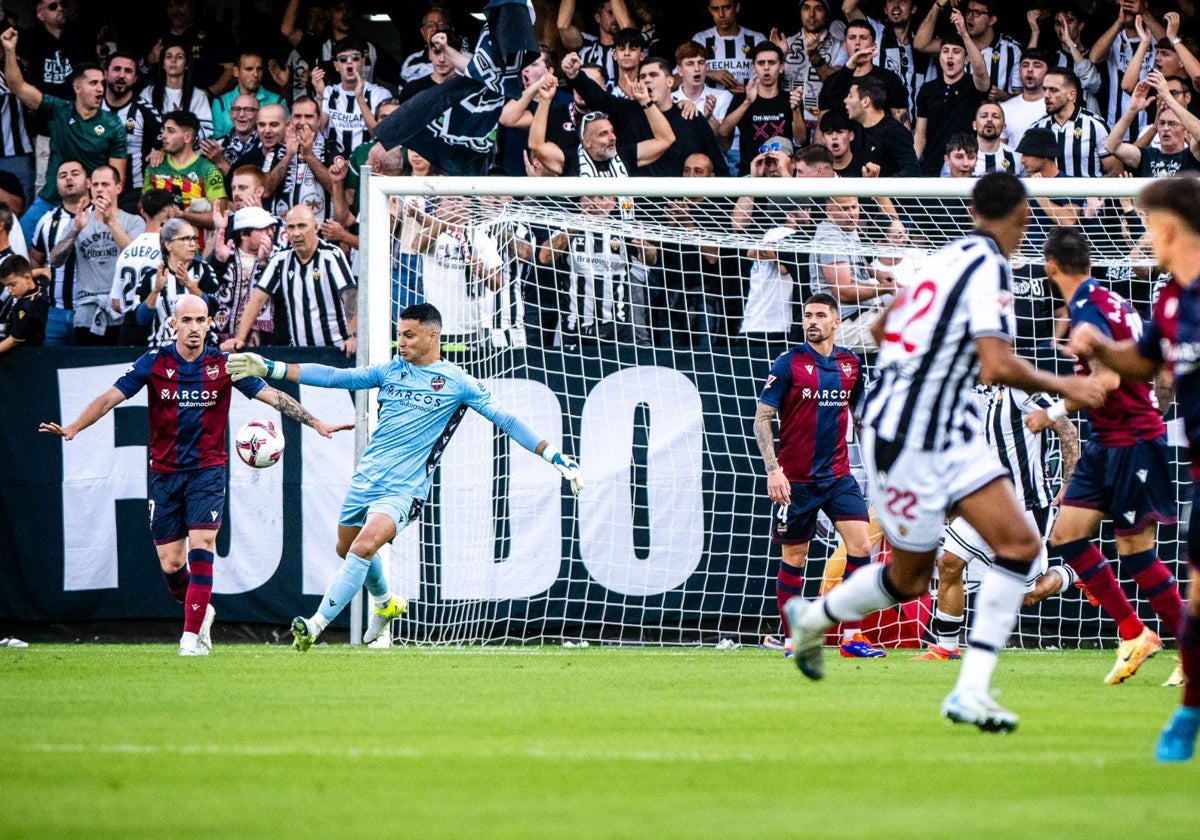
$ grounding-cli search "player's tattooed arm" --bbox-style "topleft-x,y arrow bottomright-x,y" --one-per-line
753,402 -> 780,474
1053,415 -> 1079,485
259,385 -> 319,427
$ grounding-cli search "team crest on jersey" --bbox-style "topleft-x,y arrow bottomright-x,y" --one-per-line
841,362 -> 852,376
205,364 -> 220,379
431,376 -> 446,391
94,125 -> 105,136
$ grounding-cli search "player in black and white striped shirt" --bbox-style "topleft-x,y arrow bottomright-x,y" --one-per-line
917,385 -> 1081,660
1030,68 -> 1112,177
972,101 -> 1022,175
691,0 -> 766,91
227,205 -> 356,352
785,174 -> 1105,732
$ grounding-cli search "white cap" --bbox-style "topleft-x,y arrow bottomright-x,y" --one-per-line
232,206 -> 279,231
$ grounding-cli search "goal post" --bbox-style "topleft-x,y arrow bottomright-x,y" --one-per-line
355,169 -> 1180,648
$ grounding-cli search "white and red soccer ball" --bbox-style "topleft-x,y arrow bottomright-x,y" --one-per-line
234,420 -> 285,468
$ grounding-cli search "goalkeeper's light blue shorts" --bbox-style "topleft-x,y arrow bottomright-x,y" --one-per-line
339,476 -> 424,535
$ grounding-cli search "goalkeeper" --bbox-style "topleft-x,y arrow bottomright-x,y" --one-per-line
227,303 -> 582,651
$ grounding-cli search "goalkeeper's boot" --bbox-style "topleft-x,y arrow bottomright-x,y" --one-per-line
912,644 -> 961,661
940,689 -> 1018,733
197,604 -> 215,653
291,616 -> 317,652
839,633 -> 887,658
363,596 -> 407,645
784,598 -> 825,680
1163,659 -> 1186,688
1104,626 -> 1162,685
1154,706 -> 1200,762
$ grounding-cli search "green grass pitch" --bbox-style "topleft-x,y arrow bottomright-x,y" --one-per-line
1,644 -> 1196,839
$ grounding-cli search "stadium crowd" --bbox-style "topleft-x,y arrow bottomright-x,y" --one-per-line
0,0 -> 1196,355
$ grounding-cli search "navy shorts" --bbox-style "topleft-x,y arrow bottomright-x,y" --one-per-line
148,465 -> 227,545
772,474 -> 869,545
1062,436 -> 1178,536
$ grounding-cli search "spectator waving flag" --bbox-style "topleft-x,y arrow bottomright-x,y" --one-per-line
375,0 -> 539,176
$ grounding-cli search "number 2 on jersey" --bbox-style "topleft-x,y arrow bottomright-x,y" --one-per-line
883,280 -> 937,352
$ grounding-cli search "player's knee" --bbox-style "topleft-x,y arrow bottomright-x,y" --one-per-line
998,528 -> 1042,564
937,554 -> 964,584
884,565 -> 931,602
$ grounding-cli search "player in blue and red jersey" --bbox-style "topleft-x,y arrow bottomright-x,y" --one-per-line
39,295 -> 350,656
753,293 -> 885,659
1067,174 -> 1200,761
1028,227 -> 1185,687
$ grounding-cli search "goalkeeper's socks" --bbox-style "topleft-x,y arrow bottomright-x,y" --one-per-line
363,553 -> 390,601
819,564 -> 897,626
955,562 -> 1025,694
932,609 -> 964,651
1060,540 -> 1143,640
1123,550 -> 1184,641
1181,614 -> 1200,708
776,563 -> 806,635
316,552 -> 372,625
163,567 -> 189,605
182,549 -> 213,634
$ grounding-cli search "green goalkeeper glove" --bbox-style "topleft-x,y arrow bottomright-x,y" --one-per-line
227,352 -> 287,382
541,445 -> 583,495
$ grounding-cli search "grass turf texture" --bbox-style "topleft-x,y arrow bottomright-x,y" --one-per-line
1,645 -> 1196,839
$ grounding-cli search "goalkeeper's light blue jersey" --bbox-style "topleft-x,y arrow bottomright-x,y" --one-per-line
298,356 -> 542,501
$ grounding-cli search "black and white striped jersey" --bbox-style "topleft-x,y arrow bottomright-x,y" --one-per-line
256,240 -> 356,347
322,81 -> 391,157
984,386 -> 1055,511
980,32 -> 1023,95
101,98 -> 161,192
0,71 -> 32,156
1095,30 -> 1156,141
692,26 -> 767,86
1030,106 -> 1111,177
577,34 -> 619,86
973,145 -> 1022,175
861,233 -> 1013,453
32,206 -> 76,310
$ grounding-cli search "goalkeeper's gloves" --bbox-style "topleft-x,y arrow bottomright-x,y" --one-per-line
227,352 -> 288,382
541,444 -> 583,495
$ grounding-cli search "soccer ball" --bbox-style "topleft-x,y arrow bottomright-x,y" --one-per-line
234,420 -> 285,468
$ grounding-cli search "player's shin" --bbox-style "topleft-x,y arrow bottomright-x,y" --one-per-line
182,548 -> 214,634
810,564 -> 898,631
313,552 -> 373,631
955,559 -> 1029,695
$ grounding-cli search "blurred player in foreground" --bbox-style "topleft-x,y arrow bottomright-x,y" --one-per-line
227,303 -> 583,650
1065,174 -> 1200,762
39,294 -> 349,655
785,173 -> 1106,732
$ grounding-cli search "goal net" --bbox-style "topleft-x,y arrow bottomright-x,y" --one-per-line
356,173 -> 1183,649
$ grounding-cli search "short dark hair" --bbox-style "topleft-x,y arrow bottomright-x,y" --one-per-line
0,201 -> 12,235
844,19 -> 875,41
69,62 -> 102,85
613,27 -> 646,49
749,41 -> 784,62
794,144 -> 835,166
804,292 -> 840,314
0,253 -> 31,281
971,172 -> 1027,221
1022,48 -> 1056,67
104,50 -> 138,69
850,76 -> 887,112
1042,226 -> 1092,274
1046,68 -> 1081,96
639,56 -> 672,76
945,131 -> 978,156
333,35 -> 367,56
140,188 -> 177,219
819,110 -> 854,134
400,302 -> 443,329
1138,173 -> 1200,237
163,109 -> 201,136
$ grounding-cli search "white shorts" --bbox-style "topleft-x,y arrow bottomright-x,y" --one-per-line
942,506 -> 1055,586
861,427 -> 1008,553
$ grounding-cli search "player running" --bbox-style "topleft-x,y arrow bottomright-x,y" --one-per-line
39,294 -> 349,656
1024,226 -> 1185,687
227,303 -> 583,650
1066,173 -> 1200,762
785,173 -> 1105,732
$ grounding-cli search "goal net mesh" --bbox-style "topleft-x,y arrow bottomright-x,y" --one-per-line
356,175 -> 1183,649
